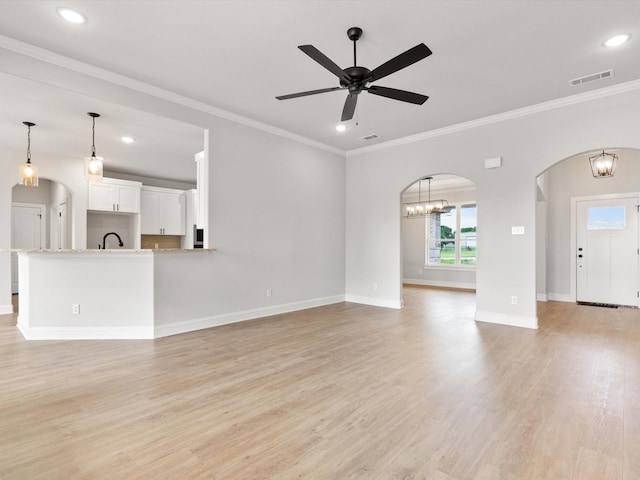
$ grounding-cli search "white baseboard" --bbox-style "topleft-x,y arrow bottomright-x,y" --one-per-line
475,310 -> 538,329
537,293 -> 549,302
547,293 -> 574,302
403,278 -> 476,290
17,319 -> 154,340
0,304 -> 13,315
154,294 -> 346,338
344,294 -> 402,309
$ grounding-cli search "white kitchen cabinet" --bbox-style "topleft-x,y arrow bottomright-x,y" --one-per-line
88,178 -> 141,213
141,186 -> 186,235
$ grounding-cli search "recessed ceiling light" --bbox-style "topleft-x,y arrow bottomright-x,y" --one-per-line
121,136 -> 136,144
57,8 -> 86,24
335,124 -> 347,132
604,34 -> 630,47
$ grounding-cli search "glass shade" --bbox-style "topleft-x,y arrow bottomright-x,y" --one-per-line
403,199 -> 452,217
19,161 -> 38,187
85,155 -> 104,182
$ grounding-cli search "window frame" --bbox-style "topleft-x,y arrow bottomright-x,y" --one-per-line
424,201 -> 477,269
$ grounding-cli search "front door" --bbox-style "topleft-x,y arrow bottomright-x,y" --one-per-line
576,195 -> 639,306
11,203 -> 45,294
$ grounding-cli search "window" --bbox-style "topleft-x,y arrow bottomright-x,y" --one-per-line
425,203 -> 476,267
587,206 -> 625,230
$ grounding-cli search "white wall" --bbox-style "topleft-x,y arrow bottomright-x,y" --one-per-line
541,149 -> 640,300
87,212 -> 137,250
346,87 -> 640,328
535,173 -> 548,300
50,180 -> 72,249
0,47 -> 346,319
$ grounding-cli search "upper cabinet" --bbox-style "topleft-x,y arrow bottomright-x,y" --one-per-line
141,186 -> 186,235
88,178 -> 141,213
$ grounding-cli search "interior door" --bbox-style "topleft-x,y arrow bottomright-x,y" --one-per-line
11,204 -> 45,293
57,201 -> 68,249
576,196 -> 639,306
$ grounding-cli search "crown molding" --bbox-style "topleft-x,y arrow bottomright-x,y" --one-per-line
4,34 -> 640,161
346,78 -> 640,157
0,34 -> 345,157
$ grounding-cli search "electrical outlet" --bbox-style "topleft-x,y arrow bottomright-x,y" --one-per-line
72,304 -> 80,314
511,296 -> 518,305
373,282 -> 378,290
266,288 -> 272,297
154,243 -> 159,249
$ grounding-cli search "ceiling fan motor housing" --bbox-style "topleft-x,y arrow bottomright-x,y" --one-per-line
341,66 -> 371,92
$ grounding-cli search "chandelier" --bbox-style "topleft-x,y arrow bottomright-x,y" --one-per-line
589,150 -> 617,178
403,177 -> 452,218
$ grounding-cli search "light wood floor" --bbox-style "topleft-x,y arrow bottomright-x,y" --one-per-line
1,287 -> 639,479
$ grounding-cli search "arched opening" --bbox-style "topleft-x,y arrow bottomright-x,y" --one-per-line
10,178 -> 73,295
400,174 -> 477,303
536,147 -> 640,308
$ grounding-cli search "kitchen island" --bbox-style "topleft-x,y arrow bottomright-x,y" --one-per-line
17,249 -> 217,340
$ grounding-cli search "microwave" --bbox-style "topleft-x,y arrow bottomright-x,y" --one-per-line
194,226 -> 204,248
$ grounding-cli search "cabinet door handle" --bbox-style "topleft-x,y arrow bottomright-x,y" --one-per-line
117,204 -> 120,211
112,203 -> 115,211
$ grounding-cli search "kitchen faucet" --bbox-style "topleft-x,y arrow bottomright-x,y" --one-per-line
100,232 -> 124,249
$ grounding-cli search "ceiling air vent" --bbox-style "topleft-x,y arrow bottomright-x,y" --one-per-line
569,69 -> 614,87
360,134 -> 378,141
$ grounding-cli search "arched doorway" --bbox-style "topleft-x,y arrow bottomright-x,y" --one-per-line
400,174 -> 477,299
11,178 -> 72,293
536,147 -> 640,307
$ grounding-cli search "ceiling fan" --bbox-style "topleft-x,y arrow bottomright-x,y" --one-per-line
276,27 -> 432,122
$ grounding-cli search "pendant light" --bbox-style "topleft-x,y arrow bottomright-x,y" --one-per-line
403,177 -> 452,218
85,112 -> 104,182
589,149 -> 617,178
19,121 -> 39,187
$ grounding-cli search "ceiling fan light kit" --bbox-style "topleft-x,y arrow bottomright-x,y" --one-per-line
277,26 -> 431,122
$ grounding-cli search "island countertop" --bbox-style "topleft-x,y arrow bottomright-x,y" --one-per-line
5,248 -> 216,253
16,248 -> 219,341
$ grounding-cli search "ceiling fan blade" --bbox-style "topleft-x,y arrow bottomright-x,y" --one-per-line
276,86 -> 345,100
367,86 -> 429,105
367,43 -> 432,82
341,94 -> 358,121
298,45 -> 350,83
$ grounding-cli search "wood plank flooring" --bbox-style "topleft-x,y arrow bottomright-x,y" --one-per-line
1,287 -> 639,479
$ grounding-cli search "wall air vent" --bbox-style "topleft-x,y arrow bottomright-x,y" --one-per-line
360,134 -> 378,141
569,69 -> 614,87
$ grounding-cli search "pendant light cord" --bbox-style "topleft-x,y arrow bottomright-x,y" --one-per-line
26,124 -> 32,163
91,116 -> 96,157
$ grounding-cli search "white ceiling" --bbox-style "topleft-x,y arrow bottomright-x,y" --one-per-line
1,1 -> 639,181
